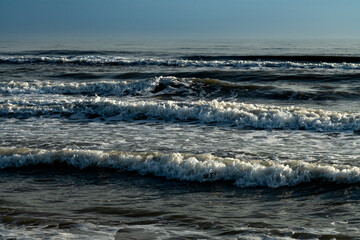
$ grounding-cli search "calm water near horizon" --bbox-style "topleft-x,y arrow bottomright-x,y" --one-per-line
1,39 -> 360,239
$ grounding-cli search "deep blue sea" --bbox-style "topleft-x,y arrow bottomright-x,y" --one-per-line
1,39 -> 360,239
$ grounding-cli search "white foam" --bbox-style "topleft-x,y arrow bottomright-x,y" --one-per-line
1,56 -> 360,71
1,98 -> 360,132
0,76 -> 191,96
0,78 -> 161,95
1,148 -> 360,188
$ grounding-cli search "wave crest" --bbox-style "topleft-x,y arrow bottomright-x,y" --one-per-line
0,78 -> 163,96
2,76 -> 359,101
1,148 -> 359,188
1,98 -> 359,132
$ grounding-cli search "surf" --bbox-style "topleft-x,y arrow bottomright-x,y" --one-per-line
1,97 -> 360,132
1,147 -> 359,188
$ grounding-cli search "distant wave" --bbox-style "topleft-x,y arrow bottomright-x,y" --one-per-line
1,56 -> 360,71
1,147 -> 360,188
1,50 -> 139,56
3,53 -> 360,62
184,55 -> 360,63
1,98 -> 360,132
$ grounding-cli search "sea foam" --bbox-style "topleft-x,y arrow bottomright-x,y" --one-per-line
1,148 -> 359,188
1,98 -> 359,132
0,78 -> 165,96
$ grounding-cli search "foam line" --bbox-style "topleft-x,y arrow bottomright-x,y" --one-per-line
1,148 -> 359,188
1,98 -> 359,131
1,56 -> 360,70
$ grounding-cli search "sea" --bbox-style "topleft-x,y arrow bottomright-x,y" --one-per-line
0,39 -> 360,239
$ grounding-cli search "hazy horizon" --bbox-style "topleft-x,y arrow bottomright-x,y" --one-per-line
1,0 -> 360,41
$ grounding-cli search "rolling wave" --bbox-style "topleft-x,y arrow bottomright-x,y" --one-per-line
2,76 -> 359,101
1,147 -> 359,188
0,78 -> 161,96
1,98 -> 359,131
0,76 -> 198,98
1,56 -> 360,71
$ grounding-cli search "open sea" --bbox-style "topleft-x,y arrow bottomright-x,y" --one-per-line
1,39 -> 360,239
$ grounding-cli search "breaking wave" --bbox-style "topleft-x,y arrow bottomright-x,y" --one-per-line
0,78 -> 162,96
1,56 -> 360,71
1,98 -> 360,132
1,147 -> 359,188
2,76 -> 360,101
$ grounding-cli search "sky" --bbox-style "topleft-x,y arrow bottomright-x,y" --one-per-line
1,0 -> 360,40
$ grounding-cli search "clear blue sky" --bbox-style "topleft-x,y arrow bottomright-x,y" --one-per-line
1,0 -> 359,40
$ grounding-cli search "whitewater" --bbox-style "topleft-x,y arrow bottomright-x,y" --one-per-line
1,39 -> 360,239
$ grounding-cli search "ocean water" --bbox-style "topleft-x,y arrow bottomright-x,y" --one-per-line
1,39 -> 360,239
